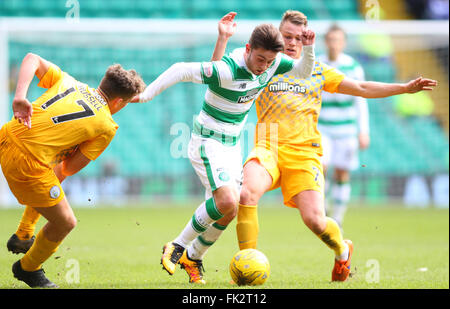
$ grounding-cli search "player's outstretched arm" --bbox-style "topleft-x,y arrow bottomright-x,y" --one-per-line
211,12 -> 237,61
137,62 -> 206,103
337,76 -> 438,98
13,53 -> 53,129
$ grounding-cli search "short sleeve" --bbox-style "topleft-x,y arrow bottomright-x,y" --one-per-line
79,127 -> 117,161
37,65 -> 64,89
322,63 -> 346,93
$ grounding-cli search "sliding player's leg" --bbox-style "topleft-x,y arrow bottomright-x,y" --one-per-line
1,132 -> 73,288
15,206 -> 41,241
291,189 -> 353,281
174,186 -> 238,284
7,206 -> 40,254
186,187 -> 238,259
161,135 -> 241,282
13,197 -> 77,288
8,163 -> 68,254
282,154 -> 353,282
236,158 -> 274,250
161,192 -> 233,278
185,155 -> 273,284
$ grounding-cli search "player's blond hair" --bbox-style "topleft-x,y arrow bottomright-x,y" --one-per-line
280,10 -> 308,29
99,64 -> 146,101
249,24 -> 284,52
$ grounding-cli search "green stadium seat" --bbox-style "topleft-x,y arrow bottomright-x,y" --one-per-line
81,0 -> 104,12
322,0 -> 360,19
1,0 -> 364,19
216,0 -> 242,13
4,0 -> 29,17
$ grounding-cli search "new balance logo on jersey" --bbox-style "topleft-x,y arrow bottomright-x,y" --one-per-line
268,82 -> 306,94
238,83 -> 246,89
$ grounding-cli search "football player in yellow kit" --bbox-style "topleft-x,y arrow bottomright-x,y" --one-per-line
211,11 -> 437,282
1,53 -> 145,288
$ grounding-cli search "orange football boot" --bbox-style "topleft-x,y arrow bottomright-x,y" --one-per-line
179,250 -> 206,284
332,239 -> 353,281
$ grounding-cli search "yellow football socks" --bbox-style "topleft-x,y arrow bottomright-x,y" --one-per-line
317,217 -> 348,259
16,206 -> 41,240
20,229 -> 61,272
236,203 -> 259,250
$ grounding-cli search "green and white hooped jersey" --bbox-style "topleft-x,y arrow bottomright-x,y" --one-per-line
196,47 -> 303,142
318,53 -> 369,138
139,46 -> 314,144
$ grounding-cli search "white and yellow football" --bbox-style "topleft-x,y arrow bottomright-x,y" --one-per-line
229,249 -> 270,286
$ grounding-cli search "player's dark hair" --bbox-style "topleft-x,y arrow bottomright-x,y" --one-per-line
99,64 -> 146,101
249,24 -> 284,52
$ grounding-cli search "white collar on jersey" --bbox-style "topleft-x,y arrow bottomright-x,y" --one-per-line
229,47 -> 257,79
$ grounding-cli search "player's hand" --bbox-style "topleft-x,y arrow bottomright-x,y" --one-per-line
405,77 -> 437,93
359,133 -> 370,150
301,29 -> 315,46
12,97 -> 33,129
218,12 -> 237,39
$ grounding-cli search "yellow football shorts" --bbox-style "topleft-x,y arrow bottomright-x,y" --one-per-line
0,127 -> 65,208
245,144 -> 324,208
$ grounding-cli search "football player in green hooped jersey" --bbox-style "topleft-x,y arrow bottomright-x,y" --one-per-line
211,11 -> 437,283
318,24 -> 370,230
132,17 -> 316,283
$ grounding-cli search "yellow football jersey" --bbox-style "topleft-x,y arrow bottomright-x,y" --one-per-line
254,61 -> 345,155
5,65 -> 118,167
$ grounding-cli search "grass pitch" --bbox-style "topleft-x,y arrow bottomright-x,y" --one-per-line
0,203 -> 448,289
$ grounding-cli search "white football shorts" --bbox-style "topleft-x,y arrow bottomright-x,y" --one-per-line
188,133 -> 243,200
321,134 -> 359,171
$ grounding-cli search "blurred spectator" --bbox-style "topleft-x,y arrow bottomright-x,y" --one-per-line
405,0 -> 449,19
427,0 -> 449,19
405,0 -> 428,19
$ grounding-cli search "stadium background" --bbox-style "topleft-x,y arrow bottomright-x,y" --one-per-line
0,0 -> 448,209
